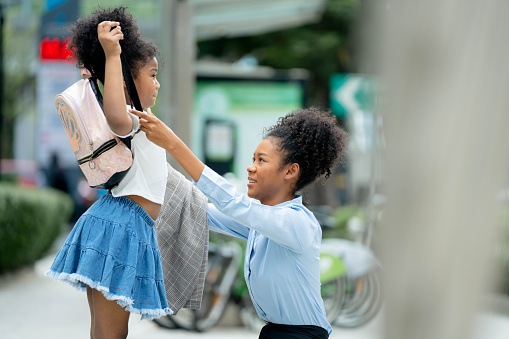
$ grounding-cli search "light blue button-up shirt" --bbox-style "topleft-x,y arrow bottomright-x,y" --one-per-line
195,166 -> 332,334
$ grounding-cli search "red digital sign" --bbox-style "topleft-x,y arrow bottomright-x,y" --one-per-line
40,37 -> 73,62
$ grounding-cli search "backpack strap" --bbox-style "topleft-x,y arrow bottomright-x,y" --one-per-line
119,53 -> 143,150
121,53 -> 142,112
89,76 -> 104,110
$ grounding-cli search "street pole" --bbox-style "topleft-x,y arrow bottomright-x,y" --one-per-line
160,0 -> 195,176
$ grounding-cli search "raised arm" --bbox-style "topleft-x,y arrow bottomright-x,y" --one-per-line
97,21 -> 133,136
129,109 -> 205,181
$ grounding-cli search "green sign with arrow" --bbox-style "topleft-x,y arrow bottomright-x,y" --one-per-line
330,74 -> 377,118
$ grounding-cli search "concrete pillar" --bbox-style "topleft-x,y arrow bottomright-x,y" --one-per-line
363,1 -> 509,338
159,0 -> 195,173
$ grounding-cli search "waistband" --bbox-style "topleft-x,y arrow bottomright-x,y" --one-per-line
99,193 -> 155,226
266,322 -> 329,338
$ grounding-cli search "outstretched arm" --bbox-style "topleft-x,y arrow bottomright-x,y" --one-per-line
130,109 -> 316,252
97,21 -> 133,136
130,109 -> 205,181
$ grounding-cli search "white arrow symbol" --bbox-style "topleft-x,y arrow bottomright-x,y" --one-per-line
335,76 -> 362,113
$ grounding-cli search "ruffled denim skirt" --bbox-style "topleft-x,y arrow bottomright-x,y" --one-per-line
45,194 -> 172,320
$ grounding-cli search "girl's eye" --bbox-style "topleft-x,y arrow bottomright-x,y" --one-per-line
259,157 -> 264,162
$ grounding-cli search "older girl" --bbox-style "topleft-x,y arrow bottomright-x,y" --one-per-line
131,105 -> 347,339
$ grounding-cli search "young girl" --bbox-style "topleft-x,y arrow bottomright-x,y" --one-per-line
130,105 -> 347,339
45,7 -> 171,338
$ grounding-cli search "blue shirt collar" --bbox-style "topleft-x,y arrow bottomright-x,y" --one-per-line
274,195 -> 302,207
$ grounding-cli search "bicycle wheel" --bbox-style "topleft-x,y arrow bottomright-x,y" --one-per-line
152,315 -> 178,330
170,243 -> 241,332
168,308 -> 198,331
321,275 -> 346,323
333,269 -> 383,328
193,274 -> 233,331
168,252 -> 224,331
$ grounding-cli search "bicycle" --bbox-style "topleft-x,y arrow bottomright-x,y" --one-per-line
153,241 -> 242,332
311,205 -> 384,328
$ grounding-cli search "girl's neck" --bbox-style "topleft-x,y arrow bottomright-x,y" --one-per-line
261,192 -> 295,206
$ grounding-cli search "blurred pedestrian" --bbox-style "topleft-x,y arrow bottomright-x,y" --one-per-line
131,106 -> 348,339
47,152 -> 68,193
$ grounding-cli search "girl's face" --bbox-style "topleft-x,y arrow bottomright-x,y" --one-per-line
132,57 -> 160,110
246,137 -> 294,206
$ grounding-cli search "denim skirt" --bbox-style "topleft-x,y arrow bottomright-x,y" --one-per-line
45,194 -> 172,320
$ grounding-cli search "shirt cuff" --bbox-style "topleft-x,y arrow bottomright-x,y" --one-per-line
109,112 -> 140,138
195,165 -> 218,194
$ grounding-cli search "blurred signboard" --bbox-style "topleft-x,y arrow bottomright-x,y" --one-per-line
192,79 -> 305,177
36,0 -> 80,169
36,63 -> 80,169
40,0 -> 79,39
330,74 -> 377,118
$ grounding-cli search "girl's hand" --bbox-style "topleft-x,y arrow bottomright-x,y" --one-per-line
97,21 -> 123,58
129,108 -> 174,149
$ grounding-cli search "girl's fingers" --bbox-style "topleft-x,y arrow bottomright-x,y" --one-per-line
129,109 -> 146,118
130,109 -> 156,119
99,21 -> 120,30
98,21 -> 123,40
130,109 -> 156,125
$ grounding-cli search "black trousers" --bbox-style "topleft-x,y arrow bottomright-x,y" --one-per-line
258,322 -> 329,339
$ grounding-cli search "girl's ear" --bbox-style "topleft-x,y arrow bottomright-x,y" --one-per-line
285,163 -> 300,181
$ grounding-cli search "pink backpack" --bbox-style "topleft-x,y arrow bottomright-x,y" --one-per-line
55,77 -> 133,189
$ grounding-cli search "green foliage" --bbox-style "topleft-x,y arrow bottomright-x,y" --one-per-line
2,5 -> 40,159
197,0 -> 361,105
0,184 -> 73,274
81,0 -> 161,18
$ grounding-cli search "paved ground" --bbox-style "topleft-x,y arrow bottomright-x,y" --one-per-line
1,248 -> 508,339
0,253 -> 386,339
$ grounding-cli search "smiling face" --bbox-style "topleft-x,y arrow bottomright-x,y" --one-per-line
131,57 -> 160,110
246,137 -> 298,206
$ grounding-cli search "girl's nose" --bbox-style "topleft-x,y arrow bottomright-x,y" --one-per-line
155,78 -> 160,89
247,164 -> 256,173
81,67 -> 92,78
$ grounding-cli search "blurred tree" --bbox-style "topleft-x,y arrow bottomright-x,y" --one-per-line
197,0 -> 361,106
1,2 -> 40,159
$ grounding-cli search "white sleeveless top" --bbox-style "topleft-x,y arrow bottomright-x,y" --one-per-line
110,109 -> 168,204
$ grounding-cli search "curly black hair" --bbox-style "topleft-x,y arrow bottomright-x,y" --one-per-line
264,107 -> 348,192
68,6 -> 158,83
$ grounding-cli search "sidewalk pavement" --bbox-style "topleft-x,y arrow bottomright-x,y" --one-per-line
1,252 -> 508,339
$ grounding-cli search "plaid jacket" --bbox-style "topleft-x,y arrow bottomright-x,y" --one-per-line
155,163 -> 209,313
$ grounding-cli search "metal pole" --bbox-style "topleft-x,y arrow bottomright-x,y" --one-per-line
363,108 -> 379,248
160,0 -> 195,175
173,0 -> 194,148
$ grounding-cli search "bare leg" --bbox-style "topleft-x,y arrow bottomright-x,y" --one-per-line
86,287 -> 95,339
90,288 -> 130,339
